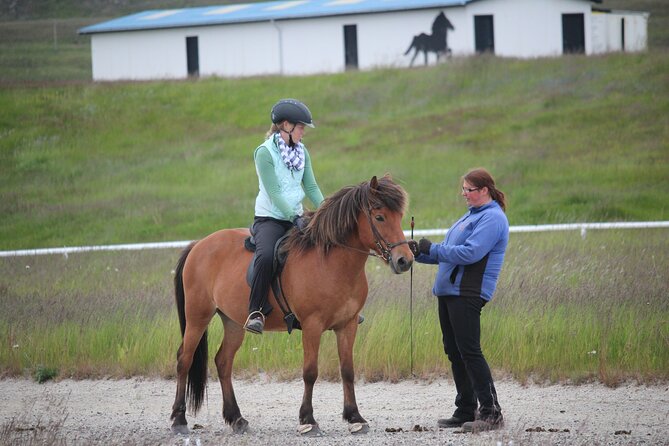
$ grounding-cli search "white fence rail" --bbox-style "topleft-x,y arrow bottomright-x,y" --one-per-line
1,221 -> 668,258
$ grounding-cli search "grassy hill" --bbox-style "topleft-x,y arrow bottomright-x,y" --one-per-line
1,51 -> 667,250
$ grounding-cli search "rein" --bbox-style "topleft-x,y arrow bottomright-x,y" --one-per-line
338,243 -> 383,260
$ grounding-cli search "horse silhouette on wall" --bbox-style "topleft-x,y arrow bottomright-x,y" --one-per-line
404,12 -> 455,67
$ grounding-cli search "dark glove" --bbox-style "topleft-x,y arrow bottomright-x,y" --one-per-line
418,238 -> 432,255
292,216 -> 307,231
408,240 -> 419,256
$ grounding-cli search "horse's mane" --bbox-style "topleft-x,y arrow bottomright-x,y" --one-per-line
283,175 -> 408,255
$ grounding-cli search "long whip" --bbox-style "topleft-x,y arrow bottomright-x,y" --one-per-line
410,216 -> 415,377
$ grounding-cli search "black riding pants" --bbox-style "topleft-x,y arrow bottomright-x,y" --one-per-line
248,216 -> 292,315
438,295 -> 501,419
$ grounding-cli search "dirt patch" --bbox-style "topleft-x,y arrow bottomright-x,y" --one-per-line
2,378 -> 667,445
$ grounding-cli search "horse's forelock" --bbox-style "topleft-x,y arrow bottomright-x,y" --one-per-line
369,176 -> 408,214
315,184 -> 366,247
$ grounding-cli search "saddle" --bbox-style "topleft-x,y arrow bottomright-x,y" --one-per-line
244,234 -> 301,333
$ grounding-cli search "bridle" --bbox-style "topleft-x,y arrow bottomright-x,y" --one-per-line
363,206 -> 409,263
338,208 -> 407,262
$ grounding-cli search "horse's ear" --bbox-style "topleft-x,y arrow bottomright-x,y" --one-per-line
370,176 -> 379,190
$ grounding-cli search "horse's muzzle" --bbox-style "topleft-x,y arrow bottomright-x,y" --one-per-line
390,255 -> 413,274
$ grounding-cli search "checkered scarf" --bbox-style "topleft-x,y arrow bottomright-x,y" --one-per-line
276,132 -> 305,171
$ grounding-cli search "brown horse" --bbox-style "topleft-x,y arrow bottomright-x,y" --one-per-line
170,175 -> 413,436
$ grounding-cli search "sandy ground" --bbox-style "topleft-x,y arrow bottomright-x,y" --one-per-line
1,377 -> 667,445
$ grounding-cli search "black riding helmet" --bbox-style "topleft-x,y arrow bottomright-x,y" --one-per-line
271,99 -> 315,128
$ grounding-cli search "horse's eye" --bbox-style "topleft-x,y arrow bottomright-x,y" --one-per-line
375,215 -> 385,222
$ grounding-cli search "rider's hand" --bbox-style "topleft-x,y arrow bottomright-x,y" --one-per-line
292,216 -> 307,231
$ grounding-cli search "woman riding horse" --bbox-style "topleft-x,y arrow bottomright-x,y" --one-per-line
245,98 -> 324,335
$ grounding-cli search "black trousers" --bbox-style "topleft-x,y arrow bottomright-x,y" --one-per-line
438,295 -> 501,419
248,216 -> 293,315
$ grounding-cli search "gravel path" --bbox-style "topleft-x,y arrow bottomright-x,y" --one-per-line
2,377 -> 667,445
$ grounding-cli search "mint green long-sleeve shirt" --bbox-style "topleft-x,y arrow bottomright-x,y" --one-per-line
253,136 -> 324,220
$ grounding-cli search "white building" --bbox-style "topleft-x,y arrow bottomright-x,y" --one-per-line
79,0 -> 649,81
591,7 -> 649,54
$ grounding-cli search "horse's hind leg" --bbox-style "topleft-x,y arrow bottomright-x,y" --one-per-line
336,320 -> 369,434
171,342 -> 189,433
171,318 -> 212,434
216,313 -> 248,433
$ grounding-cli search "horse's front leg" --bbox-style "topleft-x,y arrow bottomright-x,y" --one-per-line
298,326 -> 322,436
216,314 -> 248,433
335,318 -> 369,434
410,50 -> 419,67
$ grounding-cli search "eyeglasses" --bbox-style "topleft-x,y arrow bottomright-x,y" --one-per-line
462,187 -> 480,193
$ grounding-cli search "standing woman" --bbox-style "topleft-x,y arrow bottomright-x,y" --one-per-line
244,99 -> 324,334
410,168 -> 509,433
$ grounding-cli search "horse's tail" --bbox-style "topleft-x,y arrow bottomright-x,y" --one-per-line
404,36 -> 416,55
174,241 -> 208,415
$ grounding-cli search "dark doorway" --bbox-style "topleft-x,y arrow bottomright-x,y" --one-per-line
474,15 -> 494,54
562,13 -> 585,54
186,36 -> 199,77
343,24 -> 358,70
621,17 -> 626,51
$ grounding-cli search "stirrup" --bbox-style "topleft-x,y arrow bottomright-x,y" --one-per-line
244,311 -> 266,334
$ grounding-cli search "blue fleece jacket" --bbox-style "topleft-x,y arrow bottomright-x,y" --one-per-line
415,200 -> 509,301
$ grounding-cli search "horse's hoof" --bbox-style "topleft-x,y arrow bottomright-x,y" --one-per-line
297,423 -> 323,437
171,424 -> 189,435
231,417 -> 249,434
349,422 -> 369,435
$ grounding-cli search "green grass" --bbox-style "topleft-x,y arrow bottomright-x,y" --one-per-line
1,52 -> 668,250
1,229 -> 667,385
